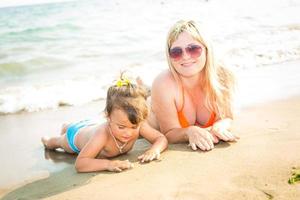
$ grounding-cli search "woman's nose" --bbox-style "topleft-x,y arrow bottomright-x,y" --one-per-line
182,49 -> 190,59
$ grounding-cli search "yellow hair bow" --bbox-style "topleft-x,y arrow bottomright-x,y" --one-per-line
116,77 -> 131,87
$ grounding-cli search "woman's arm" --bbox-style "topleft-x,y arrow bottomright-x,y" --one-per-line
151,72 -> 214,151
151,72 -> 183,138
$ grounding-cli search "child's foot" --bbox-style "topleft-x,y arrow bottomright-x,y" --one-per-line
60,123 -> 69,135
41,136 -> 53,150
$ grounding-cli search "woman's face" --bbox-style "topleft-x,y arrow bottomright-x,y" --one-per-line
169,31 -> 206,78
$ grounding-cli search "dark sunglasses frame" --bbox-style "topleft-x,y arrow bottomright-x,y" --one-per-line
169,44 -> 203,61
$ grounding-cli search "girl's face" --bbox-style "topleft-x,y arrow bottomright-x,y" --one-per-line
108,108 -> 140,143
169,31 -> 206,78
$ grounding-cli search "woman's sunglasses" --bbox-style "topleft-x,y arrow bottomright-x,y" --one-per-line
169,44 -> 203,61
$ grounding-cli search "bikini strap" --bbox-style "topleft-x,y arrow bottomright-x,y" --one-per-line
179,79 -> 185,112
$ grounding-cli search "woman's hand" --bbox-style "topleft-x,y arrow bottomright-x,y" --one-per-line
210,120 -> 239,142
138,149 -> 160,163
186,126 -> 215,151
107,160 -> 134,172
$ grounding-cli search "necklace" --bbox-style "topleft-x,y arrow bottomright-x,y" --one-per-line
108,125 -> 128,154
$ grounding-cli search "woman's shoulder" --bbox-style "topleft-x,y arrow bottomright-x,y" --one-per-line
151,70 -> 178,103
152,70 -> 177,90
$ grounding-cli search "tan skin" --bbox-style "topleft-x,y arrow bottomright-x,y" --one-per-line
42,108 -> 168,172
149,31 -> 239,151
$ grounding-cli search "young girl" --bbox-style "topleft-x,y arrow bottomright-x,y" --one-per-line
41,74 -> 168,173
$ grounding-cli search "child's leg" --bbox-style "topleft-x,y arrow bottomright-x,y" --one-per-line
60,123 -> 70,135
42,123 -> 75,153
41,135 -> 64,150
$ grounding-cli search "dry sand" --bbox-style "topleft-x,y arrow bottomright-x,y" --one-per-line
1,96 -> 300,200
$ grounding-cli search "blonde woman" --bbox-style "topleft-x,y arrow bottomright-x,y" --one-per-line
149,20 -> 239,151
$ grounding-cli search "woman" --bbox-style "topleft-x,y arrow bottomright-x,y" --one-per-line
149,20 -> 239,151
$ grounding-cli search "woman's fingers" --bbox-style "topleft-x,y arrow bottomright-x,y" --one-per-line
188,130 -> 215,151
205,134 -> 215,149
212,134 -> 220,143
189,143 -> 197,151
234,134 -> 240,140
223,130 -> 238,142
213,129 -> 230,141
203,138 -> 214,150
195,141 -> 206,151
225,130 -> 240,141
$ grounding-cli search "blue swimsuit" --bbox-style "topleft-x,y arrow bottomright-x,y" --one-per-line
66,120 -> 96,153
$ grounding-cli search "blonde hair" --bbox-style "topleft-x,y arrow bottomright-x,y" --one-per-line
166,20 -> 235,118
104,73 -> 148,124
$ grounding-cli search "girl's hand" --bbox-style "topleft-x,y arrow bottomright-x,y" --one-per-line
107,160 -> 133,172
186,126 -> 216,151
138,149 -> 160,163
210,121 -> 239,142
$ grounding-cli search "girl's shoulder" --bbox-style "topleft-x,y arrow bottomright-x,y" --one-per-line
92,123 -> 109,140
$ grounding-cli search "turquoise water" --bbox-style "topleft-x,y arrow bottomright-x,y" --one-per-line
0,0 -> 300,114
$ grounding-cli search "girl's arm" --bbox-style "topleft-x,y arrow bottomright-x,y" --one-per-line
75,127 -> 132,172
138,121 -> 168,163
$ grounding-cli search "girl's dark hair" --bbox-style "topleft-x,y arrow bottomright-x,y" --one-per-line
104,75 -> 148,125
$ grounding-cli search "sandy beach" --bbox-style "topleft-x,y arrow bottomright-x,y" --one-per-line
0,0 -> 300,199
1,93 -> 300,199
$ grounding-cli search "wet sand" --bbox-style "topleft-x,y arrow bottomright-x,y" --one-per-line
1,94 -> 300,199
0,100 -> 105,198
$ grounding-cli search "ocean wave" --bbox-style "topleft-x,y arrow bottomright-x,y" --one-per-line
0,79 -> 107,114
0,23 -> 81,44
0,0 -> 299,114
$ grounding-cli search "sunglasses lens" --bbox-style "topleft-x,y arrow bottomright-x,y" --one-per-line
169,47 -> 183,60
169,45 -> 203,60
187,45 -> 202,58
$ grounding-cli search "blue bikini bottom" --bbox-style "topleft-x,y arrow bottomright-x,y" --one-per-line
66,120 -> 95,153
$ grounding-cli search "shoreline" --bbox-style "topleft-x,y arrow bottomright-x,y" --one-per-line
1,59 -> 300,115
1,94 -> 300,199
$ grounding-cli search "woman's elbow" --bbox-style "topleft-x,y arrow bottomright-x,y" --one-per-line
165,133 -> 177,144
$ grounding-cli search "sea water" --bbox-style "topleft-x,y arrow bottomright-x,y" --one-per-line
0,0 -> 300,114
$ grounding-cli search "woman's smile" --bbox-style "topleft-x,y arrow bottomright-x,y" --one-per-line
181,61 -> 196,68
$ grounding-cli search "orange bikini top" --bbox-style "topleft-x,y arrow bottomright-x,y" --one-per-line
177,86 -> 216,128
